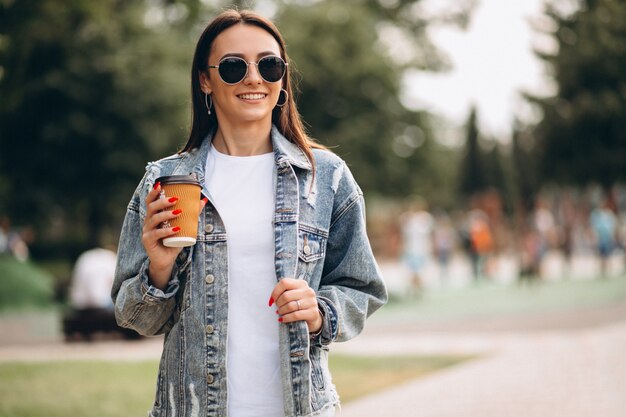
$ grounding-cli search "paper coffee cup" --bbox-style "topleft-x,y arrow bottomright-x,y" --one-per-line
156,175 -> 202,248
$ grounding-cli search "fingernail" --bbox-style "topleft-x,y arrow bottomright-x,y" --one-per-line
275,310 -> 279,315
268,297 -> 274,307
153,182 -> 160,190
278,317 -> 283,322
168,197 -> 178,203
172,209 -> 183,215
172,226 -> 181,232
202,197 -> 209,204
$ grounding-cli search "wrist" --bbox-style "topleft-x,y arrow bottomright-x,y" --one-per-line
148,261 -> 174,290
308,308 -> 324,335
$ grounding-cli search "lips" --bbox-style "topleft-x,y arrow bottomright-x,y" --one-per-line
237,93 -> 267,100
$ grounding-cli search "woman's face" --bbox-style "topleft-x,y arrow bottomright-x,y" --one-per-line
201,24 -> 283,127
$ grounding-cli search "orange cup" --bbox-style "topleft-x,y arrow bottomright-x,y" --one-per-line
156,175 -> 202,247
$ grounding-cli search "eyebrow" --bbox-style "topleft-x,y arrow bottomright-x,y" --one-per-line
218,51 -> 278,60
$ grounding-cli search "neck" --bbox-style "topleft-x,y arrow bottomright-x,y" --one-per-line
212,120 -> 273,156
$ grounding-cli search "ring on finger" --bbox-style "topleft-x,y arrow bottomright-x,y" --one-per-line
295,300 -> 301,311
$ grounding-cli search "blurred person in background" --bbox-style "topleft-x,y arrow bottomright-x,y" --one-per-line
0,216 -> 33,262
69,247 -> 117,311
0,216 -> 9,255
531,197 -> 556,276
111,9 -> 386,417
466,209 -> 493,282
590,198 -> 618,277
519,226 -> 542,284
433,211 -> 456,285
400,197 -> 433,295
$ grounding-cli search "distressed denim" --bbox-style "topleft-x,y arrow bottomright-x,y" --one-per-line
112,126 -> 387,417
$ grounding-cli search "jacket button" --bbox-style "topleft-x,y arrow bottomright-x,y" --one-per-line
205,224 -> 214,233
303,245 -> 312,255
205,274 -> 215,284
205,325 -> 214,334
207,374 -> 215,384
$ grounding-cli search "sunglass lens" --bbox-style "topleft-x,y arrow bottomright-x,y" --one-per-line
219,58 -> 247,84
258,56 -> 286,83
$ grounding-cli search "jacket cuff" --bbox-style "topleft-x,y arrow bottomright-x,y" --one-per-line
310,296 -> 338,347
139,258 -> 180,302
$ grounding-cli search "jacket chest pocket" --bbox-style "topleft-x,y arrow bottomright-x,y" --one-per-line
298,225 -> 328,263
297,226 -> 328,282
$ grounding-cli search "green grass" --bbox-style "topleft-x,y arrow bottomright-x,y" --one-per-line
329,354 -> 469,402
0,355 -> 467,416
0,361 -> 159,417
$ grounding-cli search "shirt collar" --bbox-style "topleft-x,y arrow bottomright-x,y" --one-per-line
177,124 -> 313,179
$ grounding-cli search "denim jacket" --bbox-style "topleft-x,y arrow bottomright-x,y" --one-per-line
112,126 -> 387,417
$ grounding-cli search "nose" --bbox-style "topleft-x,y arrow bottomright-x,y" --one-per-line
243,62 -> 263,85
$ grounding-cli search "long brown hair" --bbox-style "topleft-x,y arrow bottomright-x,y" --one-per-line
181,9 -> 325,169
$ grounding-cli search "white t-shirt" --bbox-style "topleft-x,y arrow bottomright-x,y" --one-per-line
69,248 -> 117,309
205,144 -> 284,417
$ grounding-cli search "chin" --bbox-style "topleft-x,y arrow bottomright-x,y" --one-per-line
237,110 -> 273,123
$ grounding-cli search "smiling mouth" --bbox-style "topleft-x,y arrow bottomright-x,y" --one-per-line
237,93 -> 267,100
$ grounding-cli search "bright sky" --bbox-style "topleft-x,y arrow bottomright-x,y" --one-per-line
402,0 -> 554,145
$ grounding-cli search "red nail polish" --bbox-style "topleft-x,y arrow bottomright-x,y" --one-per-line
172,209 -> 183,215
275,310 -> 279,315
168,197 -> 178,203
172,226 -> 181,232
269,297 -> 274,307
153,182 -> 160,190
278,317 -> 283,322
202,197 -> 209,204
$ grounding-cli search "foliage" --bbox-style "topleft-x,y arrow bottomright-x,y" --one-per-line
0,256 -> 55,311
458,106 -> 486,197
0,0 -> 192,251
529,0 -> 626,188
457,107 -> 513,210
511,122 -> 540,212
0,0 -> 475,258
275,0 -> 471,200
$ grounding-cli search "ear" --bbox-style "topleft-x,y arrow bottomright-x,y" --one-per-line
199,71 -> 212,94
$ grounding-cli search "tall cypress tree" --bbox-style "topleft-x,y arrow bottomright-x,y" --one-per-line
529,0 -> 626,189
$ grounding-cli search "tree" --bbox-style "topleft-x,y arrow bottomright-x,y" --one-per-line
529,0 -> 626,189
458,106 -> 487,198
0,0 -> 192,253
274,0 -> 473,199
511,121 -> 540,213
0,0 -> 476,258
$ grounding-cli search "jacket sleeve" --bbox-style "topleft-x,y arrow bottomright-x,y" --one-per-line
314,162 -> 388,345
111,171 -> 189,336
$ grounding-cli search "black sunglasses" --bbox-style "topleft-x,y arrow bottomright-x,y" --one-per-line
208,55 -> 288,85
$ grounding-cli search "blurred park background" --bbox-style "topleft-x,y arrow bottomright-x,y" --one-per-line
1,0 -> 625,416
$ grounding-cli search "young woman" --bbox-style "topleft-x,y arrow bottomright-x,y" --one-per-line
112,9 -> 387,417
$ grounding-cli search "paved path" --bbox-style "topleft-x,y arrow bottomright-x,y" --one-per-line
335,320 -> 626,417
1,296 -> 625,416
2,318 -> 624,417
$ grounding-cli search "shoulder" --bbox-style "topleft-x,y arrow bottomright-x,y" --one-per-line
311,148 -> 363,209
145,152 -> 185,173
311,147 -> 343,167
127,151 -> 187,209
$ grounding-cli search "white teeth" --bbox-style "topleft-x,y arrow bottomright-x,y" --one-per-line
239,93 -> 266,100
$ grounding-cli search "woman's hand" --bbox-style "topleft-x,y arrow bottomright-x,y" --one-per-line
269,278 -> 322,334
142,182 -> 207,289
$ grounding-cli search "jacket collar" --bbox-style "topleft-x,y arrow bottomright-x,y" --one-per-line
270,125 -> 313,171
176,124 -> 313,176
